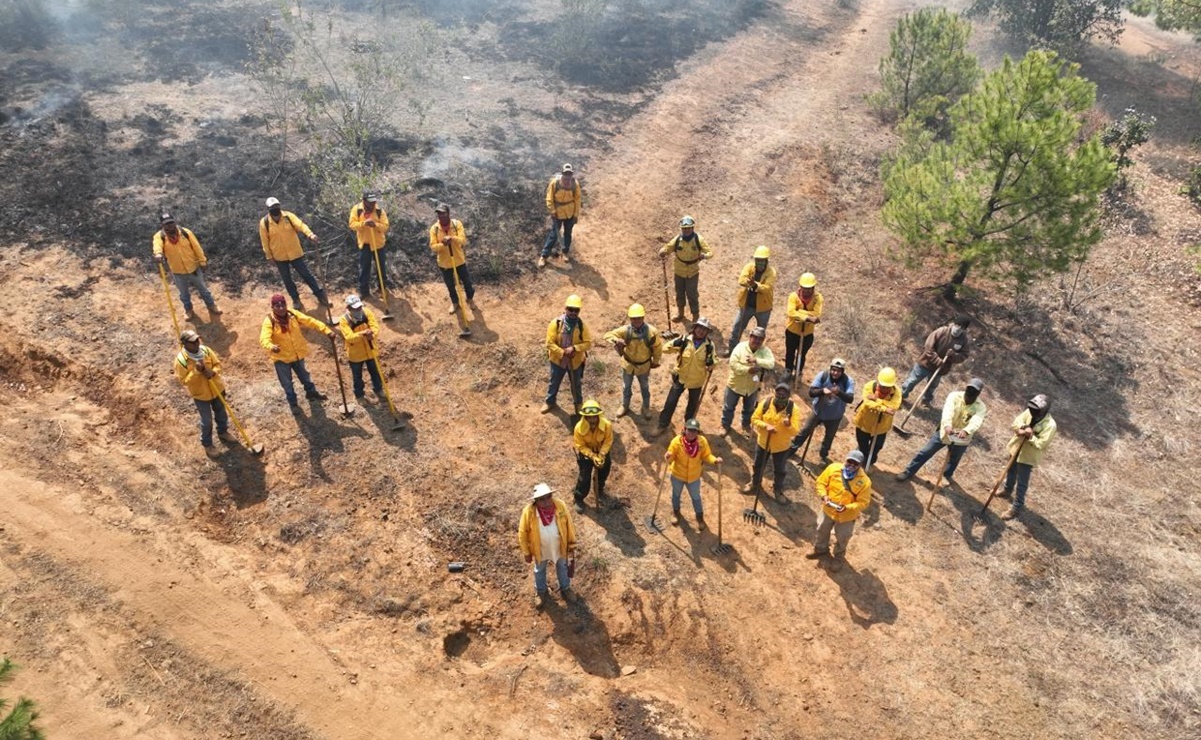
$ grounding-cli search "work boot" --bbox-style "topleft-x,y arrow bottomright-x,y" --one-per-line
616,406 -> 630,419
672,312 -> 686,323
207,303 -> 223,316
641,404 -> 652,420
537,256 -> 547,268
716,425 -> 730,437
741,424 -> 754,436
804,549 -> 827,560
670,509 -> 681,526
185,309 -> 198,321
540,402 -> 555,414
827,554 -> 845,572
203,445 -> 220,459
289,401 -> 301,414
448,304 -> 458,315
561,252 -> 571,264
306,390 -> 328,401
895,471 -> 912,482
561,588 -> 577,603
696,514 -> 707,531
653,425 -> 670,437
998,488 -> 1013,499
574,498 -> 585,513
820,455 -> 833,466
1000,506 -> 1021,521
217,431 -> 238,444
533,592 -> 546,609
741,482 -> 757,495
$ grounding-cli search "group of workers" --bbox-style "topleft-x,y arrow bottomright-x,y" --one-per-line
154,170 -> 1058,608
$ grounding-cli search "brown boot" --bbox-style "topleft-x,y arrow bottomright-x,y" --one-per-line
204,445 -> 220,459
616,406 -> 630,418
540,402 -> 555,414
741,482 -> 756,495
696,514 -> 707,531
670,509 -> 681,526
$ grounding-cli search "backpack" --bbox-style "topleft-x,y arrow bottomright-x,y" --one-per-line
261,213 -> 296,233
759,396 -> 795,421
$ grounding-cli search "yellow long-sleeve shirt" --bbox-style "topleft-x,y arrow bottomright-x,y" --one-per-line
518,499 -> 577,562
736,261 -> 776,312
785,290 -> 823,336
665,434 -> 718,483
545,316 -> 591,370
153,227 -> 206,275
429,219 -> 467,269
815,462 -> 873,523
658,233 -> 712,278
260,309 -> 331,363
174,345 -> 224,401
545,175 -> 581,220
573,417 -> 613,458
348,203 -> 390,251
602,323 -> 663,376
664,335 -> 715,388
1007,410 -> 1057,467
852,380 -> 903,435
336,308 -> 381,364
259,211 -> 315,262
751,397 -> 802,453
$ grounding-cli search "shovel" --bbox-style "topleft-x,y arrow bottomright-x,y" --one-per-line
924,446 -> 954,513
156,261 -> 183,339
645,462 -> 669,534
371,247 -> 395,321
711,462 -> 733,555
451,262 -> 472,338
367,338 -> 406,432
323,310 -> 355,419
978,439 -> 1026,519
894,362 -> 943,438
208,380 -> 264,456
659,257 -> 679,341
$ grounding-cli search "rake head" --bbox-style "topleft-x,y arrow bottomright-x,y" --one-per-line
742,508 -> 766,526
711,541 -> 733,555
644,514 -> 664,534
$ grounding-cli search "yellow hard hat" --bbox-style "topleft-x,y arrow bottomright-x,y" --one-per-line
753,245 -> 771,260
565,294 -> 583,309
877,367 -> 898,387
580,399 -> 602,416
627,303 -> 646,318
799,272 -> 817,288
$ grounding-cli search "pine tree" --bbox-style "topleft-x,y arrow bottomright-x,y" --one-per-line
1129,0 -> 1201,34
873,8 -> 980,128
968,0 -> 1124,49
0,659 -> 44,740
882,50 -> 1116,300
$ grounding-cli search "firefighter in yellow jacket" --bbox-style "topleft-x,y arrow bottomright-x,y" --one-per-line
259,197 -> 328,308
572,400 -> 614,512
429,203 -> 476,329
335,294 -> 383,401
783,272 -> 822,382
542,294 -> 592,414
175,330 -> 237,458
663,419 -> 723,528
260,293 -> 334,410
658,215 -> 713,323
153,212 -> 221,319
602,303 -> 663,419
725,245 -> 776,356
540,163 -> 582,266
349,191 -> 391,299
743,383 -> 803,498
852,367 -> 903,468
518,483 -> 578,608
806,449 -> 872,565
999,393 -> 1057,520
655,317 -> 717,435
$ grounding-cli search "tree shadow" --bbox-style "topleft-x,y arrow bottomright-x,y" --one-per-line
545,595 -> 620,678
822,561 -> 898,629
901,292 -> 1138,452
214,443 -> 267,509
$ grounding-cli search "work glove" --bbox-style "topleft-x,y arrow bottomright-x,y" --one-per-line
525,554 -> 533,563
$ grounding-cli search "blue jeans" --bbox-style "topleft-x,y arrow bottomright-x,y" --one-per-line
349,358 -> 383,397
173,270 -> 216,312
621,371 -> 650,410
358,246 -> 387,297
194,397 -> 229,447
275,257 -> 327,303
728,307 -> 771,351
903,432 -> 967,478
273,359 -> 318,405
545,362 -> 583,408
900,363 -> 940,404
1004,462 -> 1034,510
670,477 -> 703,515
721,387 -> 758,429
533,557 -> 570,595
541,217 -> 576,257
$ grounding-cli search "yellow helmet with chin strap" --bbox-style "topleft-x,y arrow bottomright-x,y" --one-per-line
753,245 -> 771,260
580,399 -> 603,416
627,303 -> 646,318
799,272 -> 817,288
565,294 -> 583,309
877,367 -> 898,387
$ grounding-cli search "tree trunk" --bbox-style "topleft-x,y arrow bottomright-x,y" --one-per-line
944,260 -> 972,300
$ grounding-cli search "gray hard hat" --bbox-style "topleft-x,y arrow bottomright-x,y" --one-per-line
845,450 -> 865,465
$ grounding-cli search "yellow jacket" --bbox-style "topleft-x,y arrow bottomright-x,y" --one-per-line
852,380 -> 903,435
545,175 -> 581,220
602,323 -> 663,376
751,397 -> 802,453
785,290 -> 823,336
816,462 -> 873,523
260,309 -> 331,363
429,219 -> 467,269
545,315 -> 591,370
518,498 -> 577,562
174,345 -> 224,401
153,227 -> 206,275
664,335 -> 715,389
1007,410 -> 1057,467
573,417 -> 613,458
726,341 -> 776,395
336,308 -> 381,364
259,211 -> 314,262
348,203 -> 390,251
938,391 -> 987,446
658,233 -> 712,278
665,434 -> 718,483
736,262 -> 777,312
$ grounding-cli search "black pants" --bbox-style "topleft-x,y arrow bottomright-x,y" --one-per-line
784,331 -> 814,376
658,376 -> 702,429
439,265 -> 475,307
574,452 -> 612,502
855,427 -> 888,467
790,412 -> 841,460
752,446 -> 790,492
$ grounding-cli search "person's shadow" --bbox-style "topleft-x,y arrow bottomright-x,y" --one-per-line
944,486 -> 1004,553
360,399 -> 417,450
822,560 -> 898,629
883,478 -> 930,525
215,441 -> 267,509
291,400 -> 373,481
583,436 -> 648,557
199,321 -> 238,358
460,302 -> 499,344
544,595 -> 620,678
1010,509 -> 1073,555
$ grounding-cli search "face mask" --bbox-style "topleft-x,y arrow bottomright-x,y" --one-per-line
350,309 -> 365,322
951,325 -> 964,338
